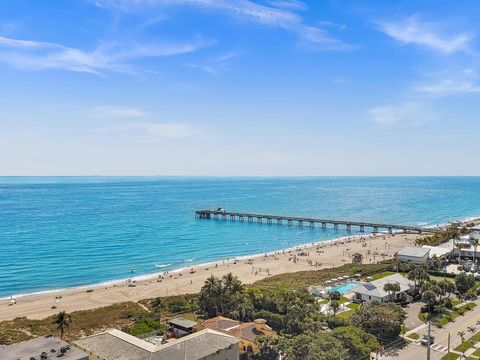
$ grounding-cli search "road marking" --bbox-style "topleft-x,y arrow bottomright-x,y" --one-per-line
430,344 -> 448,353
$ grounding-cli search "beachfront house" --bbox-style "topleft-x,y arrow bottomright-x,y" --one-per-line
396,246 -> 430,264
470,225 -> 480,241
0,336 -> 88,360
422,241 -> 453,262
352,273 -> 414,304
167,317 -> 197,338
200,316 -> 276,356
75,328 -> 241,360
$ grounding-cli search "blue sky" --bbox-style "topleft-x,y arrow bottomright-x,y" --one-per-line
0,0 -> 479,175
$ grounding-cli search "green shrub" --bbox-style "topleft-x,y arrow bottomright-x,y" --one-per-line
123,317 -> 166,336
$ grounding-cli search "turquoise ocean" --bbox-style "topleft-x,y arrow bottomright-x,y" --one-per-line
1,177 -> 480,298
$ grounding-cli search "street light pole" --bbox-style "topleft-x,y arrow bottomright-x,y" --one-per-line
447,333 -> 450,357
427,321 -> 431,360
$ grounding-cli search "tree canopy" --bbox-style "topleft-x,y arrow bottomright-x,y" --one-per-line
455,272 -> 476,298
350,302 -> 406,340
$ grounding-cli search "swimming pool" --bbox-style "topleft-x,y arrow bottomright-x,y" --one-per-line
330,281 -> 359,294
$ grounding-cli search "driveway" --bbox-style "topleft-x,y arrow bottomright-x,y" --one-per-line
404,302 -> 425,330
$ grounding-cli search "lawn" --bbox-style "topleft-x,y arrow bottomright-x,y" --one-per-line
406,332 -> 420,340
453,330 -> 480,352
337,303 -> 360,320
434,302 -> 477,328
370,271 -> 396,281
451,298 -> 463,307
254,262 -> 391,291
429,275 -> 455,283
441,353 -> 460,360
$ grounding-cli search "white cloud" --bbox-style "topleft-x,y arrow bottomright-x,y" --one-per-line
187,50 -> 239,74
94,0 -> 350,50
377,16 -> 473,54
0,35 -> 60,49
368,102 -> 434,125
415,68 -> 480,97
266,0 -> 307,11
416,79 -> 480,96
103,121 -> 195,138
0,35 -> 212,74
88,106 -> 147,118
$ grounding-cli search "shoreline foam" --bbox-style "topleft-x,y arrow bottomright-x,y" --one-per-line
2,215 -> 478,302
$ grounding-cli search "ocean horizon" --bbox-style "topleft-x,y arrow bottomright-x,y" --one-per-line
1,176 -> 480,298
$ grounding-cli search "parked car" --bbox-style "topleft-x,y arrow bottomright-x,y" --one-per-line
421,335 -> 435,346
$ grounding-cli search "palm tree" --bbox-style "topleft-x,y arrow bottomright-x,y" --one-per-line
53,311 -> 71,340
467,326 -> 477,336
471,238 -> 479,267
393,258 -> 400,272
278,291 -> 297,316
151,297 -> 163,321
408,267 -> 429,292
222,273 -> 244,317
200,275 -> 223,316
222,273 -> 235,290
455,240 -> 464,257
391,283 -> 401,301
431,255 -> 441,272
458,331 -> 466,356
185,298 -> 198,321
330,300 -> 340,316
383,283 -> 395,301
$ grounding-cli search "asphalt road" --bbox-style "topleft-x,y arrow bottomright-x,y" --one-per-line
381,299 -> 480,359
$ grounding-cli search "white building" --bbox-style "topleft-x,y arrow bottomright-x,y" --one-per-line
422,240 -> 453,259
470,225 -> 480,241
352,273 -> 414,304
75,328 -> 241,360
396,246 -> 430,264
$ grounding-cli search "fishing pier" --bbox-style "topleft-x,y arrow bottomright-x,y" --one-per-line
195,209 -> 440,234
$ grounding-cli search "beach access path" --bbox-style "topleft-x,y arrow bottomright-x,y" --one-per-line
0,232 -> 419,321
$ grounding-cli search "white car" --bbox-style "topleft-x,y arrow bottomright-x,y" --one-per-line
421,335 -> 435,346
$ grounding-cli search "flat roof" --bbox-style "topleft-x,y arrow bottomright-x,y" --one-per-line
396,246 -> 430,258
168,317 -> 197,329
422,245 -> 453,258
0,336 -> 88,360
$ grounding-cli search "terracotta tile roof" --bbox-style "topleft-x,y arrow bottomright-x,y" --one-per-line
201,316 -> 240,330
200,317 -> 276,343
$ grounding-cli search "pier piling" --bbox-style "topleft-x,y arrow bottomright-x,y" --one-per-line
195,209 -> 438,234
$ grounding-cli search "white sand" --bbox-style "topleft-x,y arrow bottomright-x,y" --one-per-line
0,232 -> 422,321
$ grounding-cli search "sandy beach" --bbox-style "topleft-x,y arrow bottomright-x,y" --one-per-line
0,232 -> 421,321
